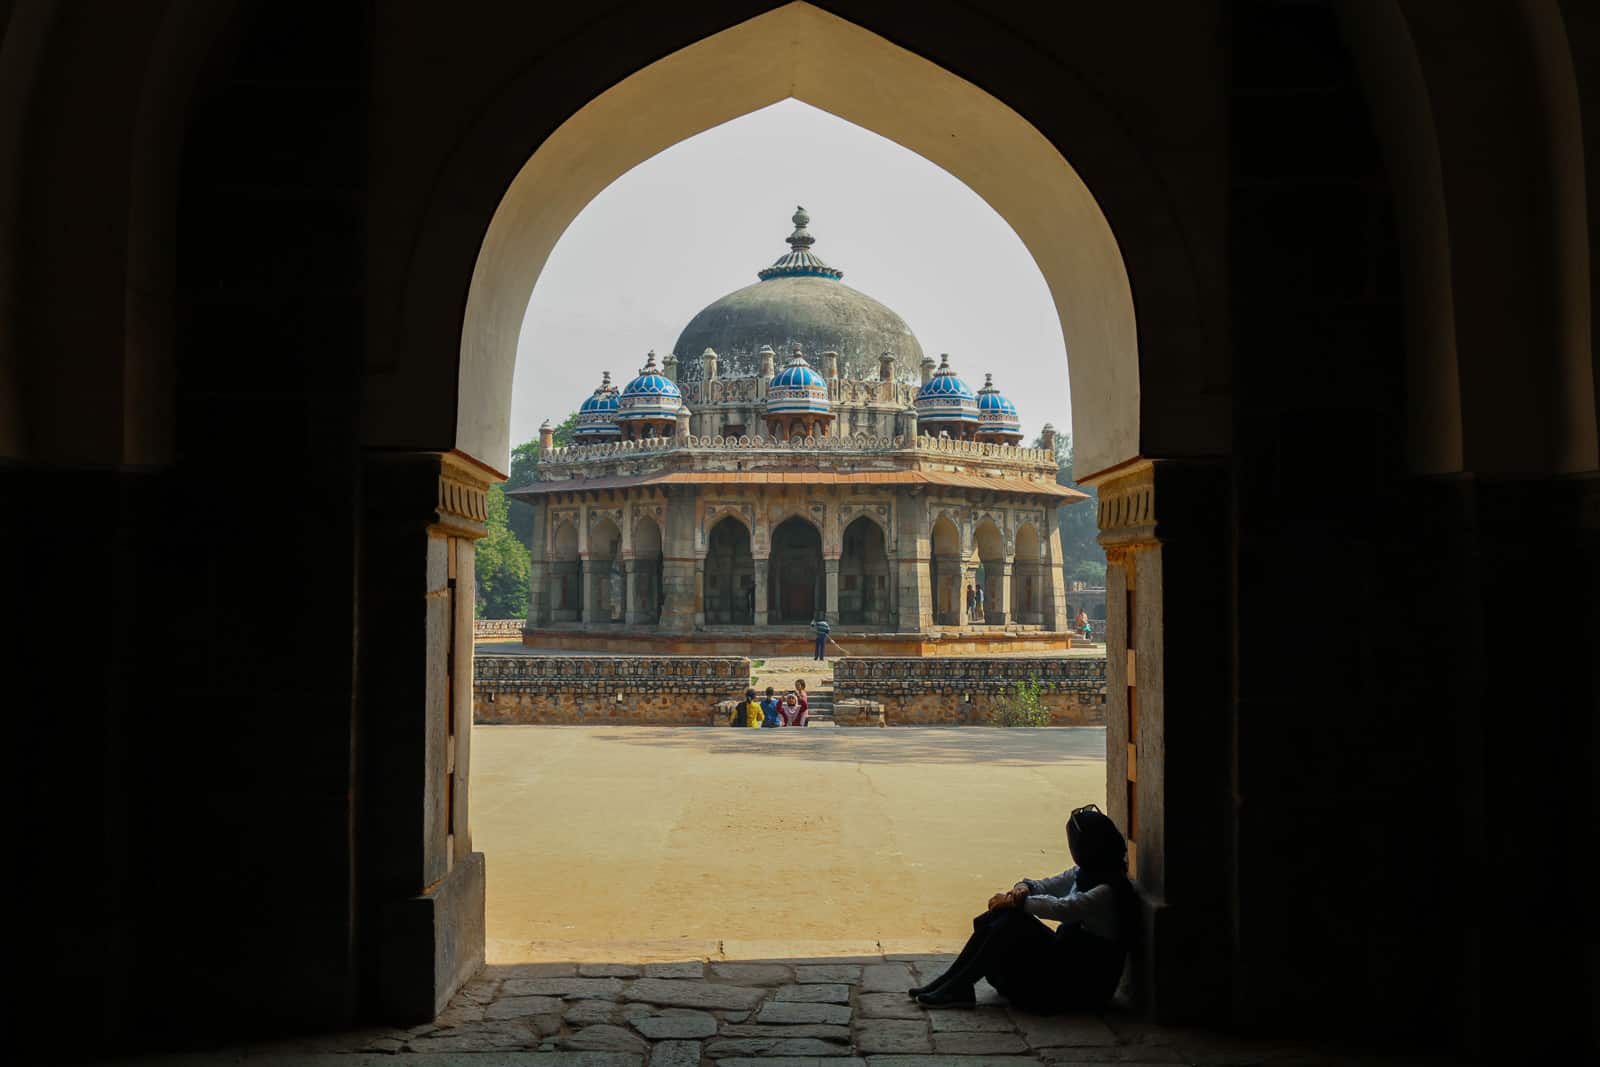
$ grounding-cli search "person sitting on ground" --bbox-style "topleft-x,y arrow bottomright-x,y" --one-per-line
909,803 -> 1136,1014
730,687 -> 763,728
760,686 -> 783,728
779,691 -> 801,726
791,679 -> 810,726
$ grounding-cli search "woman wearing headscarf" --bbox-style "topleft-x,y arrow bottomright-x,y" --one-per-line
910,804 -> 1136,1013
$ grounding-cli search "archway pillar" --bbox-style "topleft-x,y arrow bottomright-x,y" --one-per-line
622,558 -> 641,625
524,498 -> 549,628
753,556 -> 770,626
1042,522 -> 1070,632
358,451 -> 489,1022
895,502 -> 931,631
659,490 -> 698,633
995,560 -> 1013,626
823,556 -> 840,625
1095,460 -> 1231,1025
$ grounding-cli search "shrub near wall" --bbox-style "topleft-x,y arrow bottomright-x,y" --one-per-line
474,655 -> 750,724
833,657 -> 1106,726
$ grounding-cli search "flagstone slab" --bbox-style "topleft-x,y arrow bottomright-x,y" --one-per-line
649,1040 -> 703,1067
865,1057 -> 1040,1067
406,1020 -> 545,1052
566,1000 -> 621,1026
720,1024 -> 852,1040
932,1030 -> 1031,1055
503,977 -> 627,999
927,1007 -> 1018,1032
624,978 -> 767,1011
705,1037 -> 855,1058
720,940 -> 883,962
582,963 -> 645,977
1009,1013 -> 1119,1048
794,965 -> 863,985
755,1002 -> 853,1026
560,1025 -> 650,1053
851,1019 -> 932,1054
856,993 -> 926,1020
644,961 -> 707,979
859,964 -> 916,993
775,983 -> 852,1004
711,962 -> 795,984
719,1059 -> 867,1067
488,996 -> 568,1020
633,1011 -> 719,1039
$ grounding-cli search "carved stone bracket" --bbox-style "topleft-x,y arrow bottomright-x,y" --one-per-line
1095,461 -> 1156,563
436,452 -> 494,539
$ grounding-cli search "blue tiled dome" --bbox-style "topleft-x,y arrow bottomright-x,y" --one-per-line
976,373 -> 1022,439
617,351 -> 683,423
767,345 -> 831,416
915,353 -> 980,425
574,371 -> 621,440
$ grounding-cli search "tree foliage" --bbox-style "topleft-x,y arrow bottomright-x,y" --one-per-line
475,412 -> 579,618
1032,430 -> 1107,588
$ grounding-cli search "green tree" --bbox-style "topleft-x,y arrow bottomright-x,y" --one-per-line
475,411 -> 579,618
1033,429 -> 1107,589
505,411 -> 578,546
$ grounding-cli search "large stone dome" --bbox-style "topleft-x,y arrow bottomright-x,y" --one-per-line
672,207 -> 924,382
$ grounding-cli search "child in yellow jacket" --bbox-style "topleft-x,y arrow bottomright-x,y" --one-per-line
729,687 -> 763,727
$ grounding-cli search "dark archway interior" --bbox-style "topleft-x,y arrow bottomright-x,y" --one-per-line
768,517 -> 823,623
703,516 -> 754,625
839,517 -> 889,626
6,2 -> 1596,1062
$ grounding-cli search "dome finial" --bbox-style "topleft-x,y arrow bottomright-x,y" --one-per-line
758,204 -> 841,281
786,207 -> 815,252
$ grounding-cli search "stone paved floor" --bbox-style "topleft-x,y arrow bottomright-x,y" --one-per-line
203,952 -> 1462,1067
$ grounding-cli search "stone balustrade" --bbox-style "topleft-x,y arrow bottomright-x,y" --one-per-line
834,656 -> 1106,725
473,618 -> 524,639
537,432 -> 1054,467
474,654 -> 750,724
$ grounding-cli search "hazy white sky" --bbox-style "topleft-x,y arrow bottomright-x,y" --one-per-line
512,100 -> 1071,446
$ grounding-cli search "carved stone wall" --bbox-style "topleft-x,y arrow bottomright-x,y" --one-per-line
474,655 -> 750,724
834,656 -> 1106,725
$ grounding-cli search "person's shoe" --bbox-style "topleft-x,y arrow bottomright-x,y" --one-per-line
916,984 -> 976,1007
906,981 -> 940,999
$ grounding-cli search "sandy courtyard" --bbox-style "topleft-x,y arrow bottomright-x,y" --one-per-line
472,724 -> 1106,962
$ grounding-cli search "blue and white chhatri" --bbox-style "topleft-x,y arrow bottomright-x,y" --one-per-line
976,372 -> 1023,443
766,345 -> 832,416
574,370 -> 622,440
617,351 -> 683,428
915,353 -> 981,428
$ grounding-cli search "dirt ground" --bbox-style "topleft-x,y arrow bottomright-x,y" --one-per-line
471,724 -> 1107,962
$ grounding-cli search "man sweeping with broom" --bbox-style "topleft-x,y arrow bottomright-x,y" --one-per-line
811,611 -> 831,661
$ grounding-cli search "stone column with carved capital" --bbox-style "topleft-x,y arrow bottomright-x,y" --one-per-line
824,557 -> 841,624
753,557 -> 770,626
997,560 -> 1014,626
579,559 -> 597,628
622,558 -> 641,625
658,490 -> 697,633
895,502 -> 931,632
525,497 -> 549,629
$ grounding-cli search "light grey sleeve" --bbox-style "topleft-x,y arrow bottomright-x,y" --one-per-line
1023,867 -> 1078,897
1021,880 -> 1117,938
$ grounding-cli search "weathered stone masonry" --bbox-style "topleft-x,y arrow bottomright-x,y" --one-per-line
474,654 -> 749,724
834,656 -> 1106,725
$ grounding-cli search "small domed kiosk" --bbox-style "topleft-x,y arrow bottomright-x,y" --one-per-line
573,371 -> 621,442
616,351 -> 684,440
765,344 -> 833,440
975,373 -> 1024,444
915,354 -> 981,439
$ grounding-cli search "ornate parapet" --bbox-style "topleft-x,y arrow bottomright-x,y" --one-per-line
473,618 -> 524,639
834,656 -> 1106,725
473,654 -> 750,725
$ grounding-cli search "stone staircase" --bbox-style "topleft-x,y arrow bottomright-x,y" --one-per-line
805,687 -> 836,725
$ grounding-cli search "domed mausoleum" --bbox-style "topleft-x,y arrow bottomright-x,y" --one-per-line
512,208 -> 1086,656
672,207 -> 924,382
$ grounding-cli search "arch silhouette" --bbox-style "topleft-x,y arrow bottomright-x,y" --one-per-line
447,2 -> 1142,478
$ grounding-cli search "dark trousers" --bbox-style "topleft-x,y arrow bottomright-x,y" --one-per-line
942,908 -> 1124,1014
814,634 -> 827,659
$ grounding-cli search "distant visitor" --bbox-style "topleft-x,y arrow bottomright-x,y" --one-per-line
812,613 -> 831,660
730,687 -> 763,728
